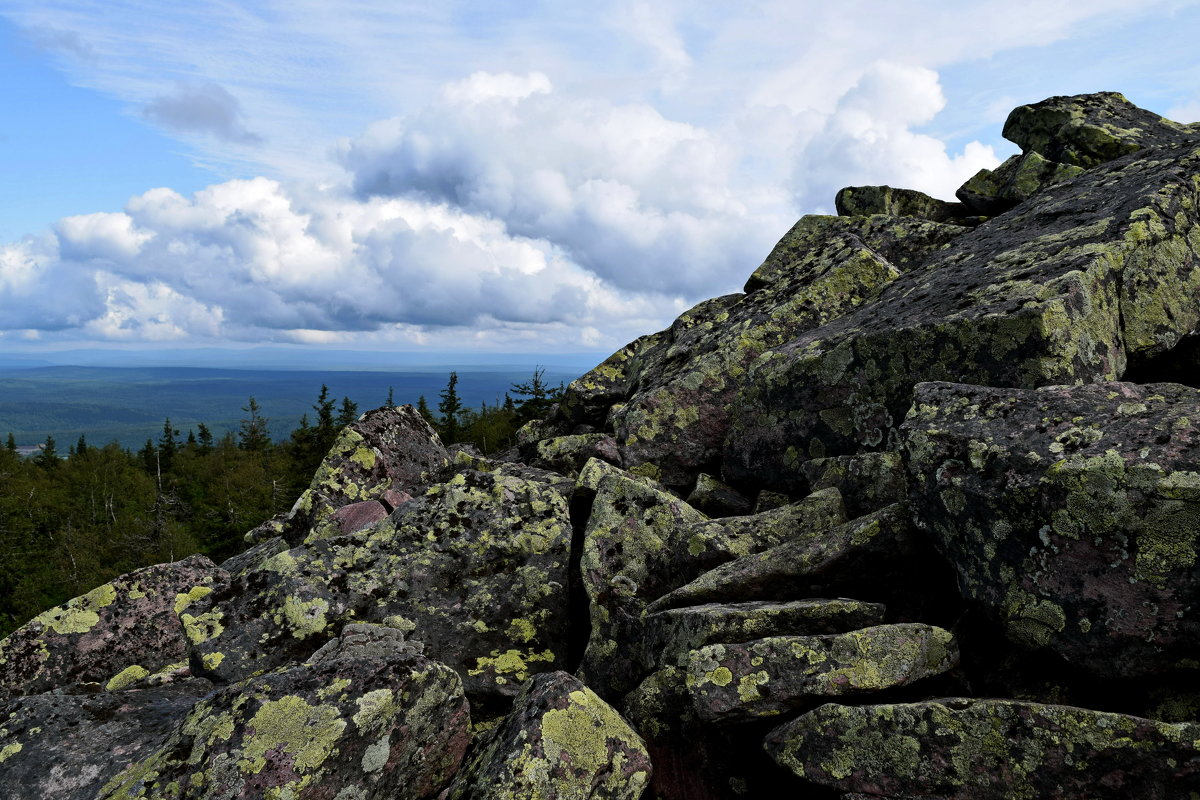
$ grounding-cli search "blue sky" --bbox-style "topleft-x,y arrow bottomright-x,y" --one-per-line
2,0 -> 1200,355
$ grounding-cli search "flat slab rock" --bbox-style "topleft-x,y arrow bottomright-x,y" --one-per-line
687,624 -> 957,723
448,671 -> 651,800
643,598 -> 886,670
0,554 -> 225,698
98,624 -> 470,800
765,697 -> 1200,799
902,380 -> 1200,677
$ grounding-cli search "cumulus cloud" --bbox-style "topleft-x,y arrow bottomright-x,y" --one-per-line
143,82 -> 263,144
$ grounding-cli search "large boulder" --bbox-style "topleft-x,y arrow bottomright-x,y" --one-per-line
189,463 -> 574,706
98,624 -> 470,799
249,405 -> 450,544
578,469 -> 846,699
834,185 -> 972,224
0,555 -> 225,698
765,697 -> 1200,799
448,671 -> 651,799
902,380 -> 1200,677
725,134 -> 1200,491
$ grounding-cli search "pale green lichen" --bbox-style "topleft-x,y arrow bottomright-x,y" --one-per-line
239,695 -> 346,776
105,664 -> 150,691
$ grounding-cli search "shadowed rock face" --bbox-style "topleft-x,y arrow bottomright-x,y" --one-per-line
5,91 -> 1200,800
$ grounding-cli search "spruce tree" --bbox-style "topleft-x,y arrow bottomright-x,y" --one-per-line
438,372 -> 463,444
336,397 -> 359,428
196,423 -> 214,453
4,433 -> 15,453
34,435 -> 58,468
238,397 -> 270,451
416,396 -> 434,424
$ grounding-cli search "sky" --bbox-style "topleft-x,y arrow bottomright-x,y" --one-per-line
2,1 -> 1200,358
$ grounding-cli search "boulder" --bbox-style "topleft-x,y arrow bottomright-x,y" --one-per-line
525,433 -> 622,476
725,135 -> 1200,491
1004,91 -> 1197,168
248,405 -> 450,544
644,598 -> 885,671
578,472 -> 846,699
0,555 -> 225,698
448,671 -> 651,799
835,185 -> 972,224
765,698 -> 1200,799
98,624 -> 470,799
902,380 -> 1200,676
687,624 -> 958,723
0,680 -> 214,800
686,473 -> 753,517
956,151 -> 1084,216
189,463 -> 574,706
801,451 -> 908,518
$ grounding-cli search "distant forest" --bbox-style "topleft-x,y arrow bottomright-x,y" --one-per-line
0,370 -> 563,637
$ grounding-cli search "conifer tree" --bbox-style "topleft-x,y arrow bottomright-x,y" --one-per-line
336,397 -> 359,428
416,395 -> 434,425
34,435 -> 58,469
438,372 -> 463,443
386,386 -> 395,406
238,397 -> 270,451
196,423 -> 214,453
4,433 -> 15,453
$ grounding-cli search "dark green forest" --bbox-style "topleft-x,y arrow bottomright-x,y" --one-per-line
0,371 -> 562,637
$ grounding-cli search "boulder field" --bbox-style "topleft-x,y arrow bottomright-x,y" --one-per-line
2,91 -> 1200,799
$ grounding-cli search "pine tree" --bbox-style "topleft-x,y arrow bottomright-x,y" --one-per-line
238,397 -> 270,451
438,372 -> 463,444
511,367 -> 564,425
336,397 -> 359,428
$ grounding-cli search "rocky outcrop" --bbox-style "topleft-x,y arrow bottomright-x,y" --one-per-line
4,91 -> 1200,799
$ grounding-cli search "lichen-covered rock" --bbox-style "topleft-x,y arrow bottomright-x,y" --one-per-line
220,536 -> 289,579
1004,91 -> 1198,168
190,464 -> 573,704
725,136 -> 1200,490
448,671 -> 650,800
956,151 -> 1085,216
687,624 -> 958,723
686,473 -> 752,517
902,380 -> 1200,676
578,473 -> 846,699
0,555 -> 225,698
802,451 -> 908,518
765,697 -> 1200,799
250,405 -> 450,544
644,599 -> 886,671
0,679 -> 215,800
835,185 -> 971,224
525,433 -> 622,476
648,504 -> 910,613
97,624 -> 470,799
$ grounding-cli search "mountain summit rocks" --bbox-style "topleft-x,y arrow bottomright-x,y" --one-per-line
3,91 -> 1200,799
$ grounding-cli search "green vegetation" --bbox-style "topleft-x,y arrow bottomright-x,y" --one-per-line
0,370 -> 565,637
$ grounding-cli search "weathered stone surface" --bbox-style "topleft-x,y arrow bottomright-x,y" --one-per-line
0,679 -> 214,800
725,138 -> 1200,491
190,464 -> 573,703
1004,91 -> 1197,168
448,671 -> 650,800
902,380 -> 1200,676
0,555 -> 225,699
525,433 -> 622,476
220,536 -> 289,579
98,625 -> 470,799
579,472 -> 846,699
835,185 -> 971,224
250,405 -> 450,544
648,503 -> 910,613
329,498 -> 390,535
687,624 -> 958,722
686,473 -> 753,517
802,451 -> 908,518
956,152 -> 1085,216
765,698 -> 1200,799
644,599 -> 886,670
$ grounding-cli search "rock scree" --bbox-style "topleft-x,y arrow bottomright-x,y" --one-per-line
2,91 -> 1200,799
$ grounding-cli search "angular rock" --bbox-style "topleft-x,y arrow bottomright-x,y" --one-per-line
190,464 -> 573,704
1004,91 -> 1197,168
579,474 -> 846,699
448,671 -> 651,800
765,697 -> 1200,799
902,380 -> 1200,676
644,599 -> 886,670
648,504 -> 910,613
329,498 -> 390,535
725,137 -> 1200,490
98,625 -> 470,799
687,624 -> 958,723
249,405 -> 450,544
0,679 -> 214,800
686,473 -> 753,517
835,185 -> 970,224
802,451 -> 908,518
219,536 -> 289,579
0,555 -> 225,698
956,152 -> 1085,216
525,433 -> 622,476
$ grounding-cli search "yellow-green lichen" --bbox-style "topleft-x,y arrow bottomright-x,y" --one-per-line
105,664 -> 151,691
240,695 -> 346,776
